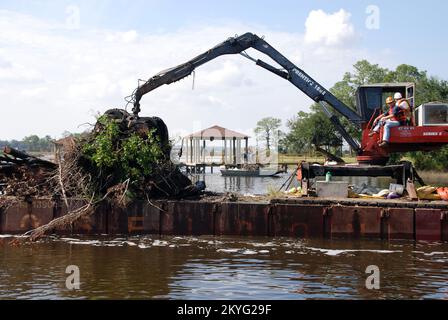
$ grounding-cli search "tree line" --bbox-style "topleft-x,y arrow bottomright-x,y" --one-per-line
0,131 -> 79,153
0,135 -> 54,153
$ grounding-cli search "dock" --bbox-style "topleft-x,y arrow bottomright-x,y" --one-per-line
179,162 -> 288,174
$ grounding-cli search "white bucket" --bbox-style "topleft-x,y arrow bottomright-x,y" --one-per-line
389,183 -> 404,195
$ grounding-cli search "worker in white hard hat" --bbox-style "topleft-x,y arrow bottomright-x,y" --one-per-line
394,92 -> 412,125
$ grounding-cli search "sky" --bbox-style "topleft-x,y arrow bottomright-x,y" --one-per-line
1,0 -> 448,141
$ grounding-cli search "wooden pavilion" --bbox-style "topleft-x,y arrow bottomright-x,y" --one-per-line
183,125 -> 249,166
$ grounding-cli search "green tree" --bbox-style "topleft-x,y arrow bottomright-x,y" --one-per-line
344,60 -> 389,86
23,135 -> 40,152
254,117 -> 282,151
286,105 -> 342,154
277,130 -> 289,153
39,135 -> 53,152
411,148 -> 448,171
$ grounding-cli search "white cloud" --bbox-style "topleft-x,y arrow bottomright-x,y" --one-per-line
304,9 -> 356,46
199,60 -> 248,87
0,9 -> 390,141
20,86 -> 48,97
106,30 -> 138,43
0,59 -> 42,82
0,56 -> 12,68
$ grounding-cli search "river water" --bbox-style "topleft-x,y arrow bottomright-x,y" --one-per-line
191,171 -> 391,195
1,235 -> 448,299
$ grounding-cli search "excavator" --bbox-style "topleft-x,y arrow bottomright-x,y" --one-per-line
128,32 -> 448,187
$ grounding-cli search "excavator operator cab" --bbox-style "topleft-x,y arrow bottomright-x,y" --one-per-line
355,82 -> 415,125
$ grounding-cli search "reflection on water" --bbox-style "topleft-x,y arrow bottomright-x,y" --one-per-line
190,172 -> 287,195
1,235 -> 447,299
191,172 -> 394,195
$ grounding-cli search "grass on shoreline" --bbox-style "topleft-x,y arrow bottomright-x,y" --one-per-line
418,171 -> 448,186
278,154 -> 357,164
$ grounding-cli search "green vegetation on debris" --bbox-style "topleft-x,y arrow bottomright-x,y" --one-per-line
81,116 -> 164,183
82,116 -> 121,169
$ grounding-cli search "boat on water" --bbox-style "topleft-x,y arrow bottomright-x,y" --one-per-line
220,165 -> 282,177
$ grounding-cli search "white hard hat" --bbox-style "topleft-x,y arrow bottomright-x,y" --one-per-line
394,92 -> 403,100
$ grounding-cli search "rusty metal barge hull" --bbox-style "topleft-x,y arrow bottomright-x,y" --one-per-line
1,197 -> 448,241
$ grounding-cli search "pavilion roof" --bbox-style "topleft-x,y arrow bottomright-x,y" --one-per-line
184,125 -> 249,139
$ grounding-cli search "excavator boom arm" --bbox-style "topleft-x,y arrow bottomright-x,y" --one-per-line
132,32 -> 362,152
132,33 -> 255,114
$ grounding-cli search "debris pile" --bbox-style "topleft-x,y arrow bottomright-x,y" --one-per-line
1,109 -> 202,240
0,146 -> 56,197
61,108 -> 198,200
240,164 -> 260,171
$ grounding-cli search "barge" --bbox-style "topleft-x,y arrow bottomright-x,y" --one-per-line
1,196 -> 447,241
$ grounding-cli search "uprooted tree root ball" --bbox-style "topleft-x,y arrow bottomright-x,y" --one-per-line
72,108 -> 197,199
1,109 -> 201,240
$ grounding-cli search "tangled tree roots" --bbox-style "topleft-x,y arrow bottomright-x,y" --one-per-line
25,199 -> 96,241
76,108 -> 196,198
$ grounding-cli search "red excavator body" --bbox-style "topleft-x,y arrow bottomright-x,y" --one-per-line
355,83 -> 448,165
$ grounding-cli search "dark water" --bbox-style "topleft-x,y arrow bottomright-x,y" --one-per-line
1,235 -> 448,300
